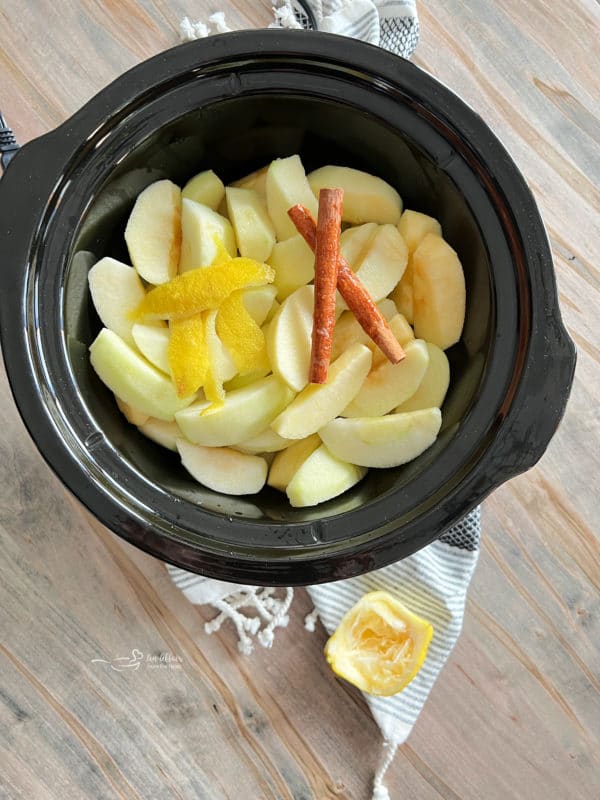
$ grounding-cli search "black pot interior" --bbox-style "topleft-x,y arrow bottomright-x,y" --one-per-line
65,94 -> 492,523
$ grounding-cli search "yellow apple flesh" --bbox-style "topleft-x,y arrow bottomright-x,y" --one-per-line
124,180 -> 182,284
271,343 -> 372,439
175,375 -> 294,447
319,408 -> 442,468
90,328 -> 195,421
182,170 -> 225,210
177,439 -> 267,495
286,444 -> 366,507
88,257 -> 146,347
308,166 -> 402,225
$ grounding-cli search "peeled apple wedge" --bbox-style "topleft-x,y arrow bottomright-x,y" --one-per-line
131,322 -> 170,374
182,170 -> 225,210
344,339 -> 430,418
331,299 -> 397,361
175,375 -> 295,447
237,428 -> 293,455
90,328 -> 195,421
179,199 -> 236,273
308,166 -> 402,225
286,444 -> 367,507
267,234 -> 315,300
88,257 -> 146,347
226,187 -> 276,262
243,285 -> 278,326
204,309 -> 237,394
267,434 -> 321,492
413,233 -> 466,349
125,180 -> 182,284
391,260 -> 415,324
232,165 -> 268,196
137,418 -> 180,451
351,224 -> 408,304
398,210 -> 442,253
271,344 -> 373,439
115,396 -> 149,426
395,343 -> 450,413
319,408 -> 442,468
393,211 -> 442,324
266,285 -> 314,392
339,223 -> 378,268
224,365 -> 271,391
266,155 -> 318,240
177,439 -> 267,495
371,312 -> 415,368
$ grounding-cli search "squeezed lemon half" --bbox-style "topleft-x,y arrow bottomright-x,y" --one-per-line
324,590 -> 433,696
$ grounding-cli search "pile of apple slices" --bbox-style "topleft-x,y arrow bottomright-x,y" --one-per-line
87,155 -> 466,507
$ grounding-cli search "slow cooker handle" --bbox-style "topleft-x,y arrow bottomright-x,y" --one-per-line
0,111 -> 20,172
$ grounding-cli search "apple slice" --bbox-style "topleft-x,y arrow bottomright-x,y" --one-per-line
271,343 -> 372,439
115,396 -> 149,426
352,224 -> 408,304
331,299 -> 397,361
175,375 -> 294,447
390,259 -> 415,324
225,187 -> 276,262
320,408 -> 442,468
398,210 -> 442,253
266,285 -> 314,392
339,223 -> 378,267
344,339 -> 429,418
182,170 -> 225,210
267,434 -> 321,491
286,444 -> 366,507
177,439 -> 267,495
88,257 -> 146,347
90,328 -> 195,421
231,165 -> 269,196
131,322 -> 170,374
371,312 -> 414,368
242,285 -> 278,326
266,155 -> 318,240
413,234 -> 466,349
392,211 -> 442,324
308,166 -> 402,225
137,418 -> 180,451
224,365 -> 271,392
395,343 -> 450,413
204,309 -> 238,394
124,180 -> 181,284
267,234 -> 315,300
237,428 -> 294,455
179,199 -> 237,273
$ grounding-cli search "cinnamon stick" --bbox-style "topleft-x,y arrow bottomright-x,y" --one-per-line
288,204 -> 405,365
309,189 -> 344,383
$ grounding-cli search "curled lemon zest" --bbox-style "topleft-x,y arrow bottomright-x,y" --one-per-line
217,289 -> 269,376
168,313 -> 208,398
134,257 -> 274,322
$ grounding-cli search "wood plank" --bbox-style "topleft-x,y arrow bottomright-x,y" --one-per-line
0,0 -> 598,798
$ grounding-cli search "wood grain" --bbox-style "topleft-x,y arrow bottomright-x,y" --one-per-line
0,1 -> 598,798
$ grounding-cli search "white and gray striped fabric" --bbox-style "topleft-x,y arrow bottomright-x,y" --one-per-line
288,0 -> 419,57
174,4 -> 482,797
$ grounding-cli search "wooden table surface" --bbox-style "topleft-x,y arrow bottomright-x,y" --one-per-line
1,1 -> 598,798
